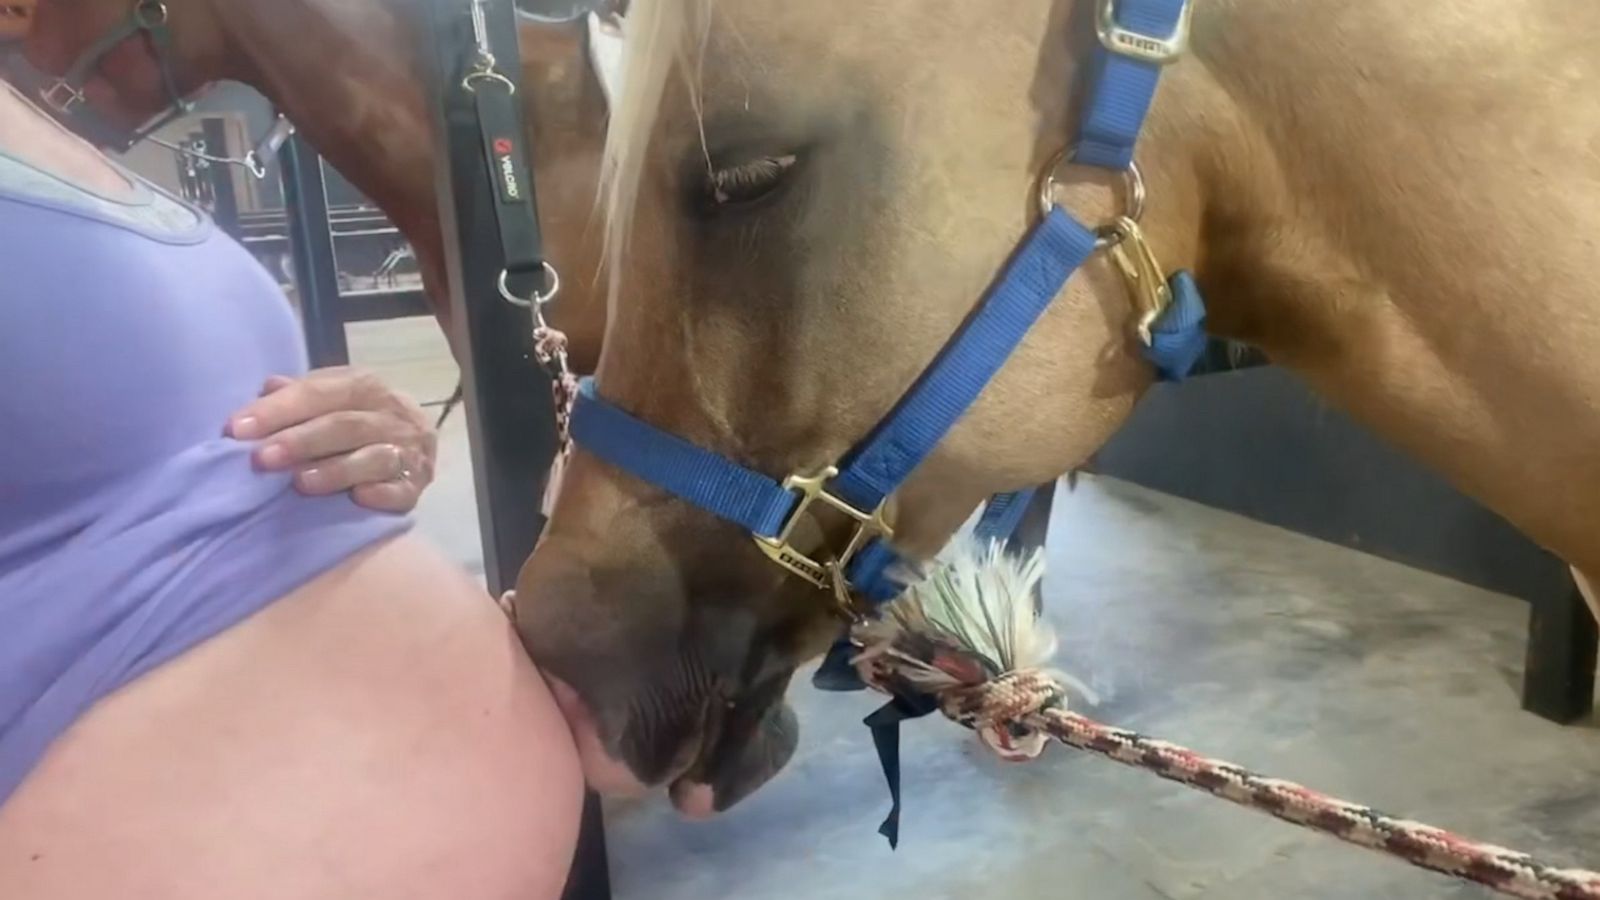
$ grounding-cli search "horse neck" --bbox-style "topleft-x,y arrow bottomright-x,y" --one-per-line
209,0 -> 451,332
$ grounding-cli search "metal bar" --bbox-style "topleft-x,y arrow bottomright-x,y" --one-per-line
418,0 -> 555,593
241,215 -> 395,231
339,289 -> 431,323
241,208 -> 388,221
241,227 -> 404,243
414,2 -> 610,895
1004,480 -> 1057,559
567,793 -> 610,900
1521,576 -> 1598,723
200,116 -> 241,238
328,227 -> 404,237
168,138 -> 191,204
279,134 -> 350,367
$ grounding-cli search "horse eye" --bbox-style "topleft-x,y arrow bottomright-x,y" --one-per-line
704,154 -> 798,209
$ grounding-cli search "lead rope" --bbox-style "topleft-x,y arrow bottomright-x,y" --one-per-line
959,673 -> 1598,899
851,542 -> 1600,900
533,311 -> 577,517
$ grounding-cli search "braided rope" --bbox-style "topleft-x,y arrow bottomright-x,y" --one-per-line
872,664 -> 1600,899
532,324 -> 577,517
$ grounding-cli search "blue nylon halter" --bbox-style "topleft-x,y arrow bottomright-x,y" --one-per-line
571,208 -> 1098,595
569,0 -> 1202,618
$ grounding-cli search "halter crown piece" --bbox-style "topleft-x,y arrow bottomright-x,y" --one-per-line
569,0 -> 1207,688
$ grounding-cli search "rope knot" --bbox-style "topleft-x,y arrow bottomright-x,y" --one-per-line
938,670 -> 1061,762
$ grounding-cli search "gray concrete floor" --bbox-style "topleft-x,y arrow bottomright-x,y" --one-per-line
350,321 -> 1600,900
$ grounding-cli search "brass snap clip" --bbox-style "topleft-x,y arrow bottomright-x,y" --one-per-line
1104,216 -> 1172,346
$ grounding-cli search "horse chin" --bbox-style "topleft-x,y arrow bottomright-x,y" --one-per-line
549,675 -> 721,813
548,676 -> 654,798
548,673 -> 794,820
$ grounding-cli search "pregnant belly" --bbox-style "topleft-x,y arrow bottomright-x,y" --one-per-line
0,535 -> 583,900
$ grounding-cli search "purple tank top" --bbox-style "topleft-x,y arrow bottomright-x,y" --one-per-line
0,159 -> 412,804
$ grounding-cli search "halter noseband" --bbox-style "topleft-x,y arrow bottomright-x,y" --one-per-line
7,0 -> 193,152
574,0 -> 1207,620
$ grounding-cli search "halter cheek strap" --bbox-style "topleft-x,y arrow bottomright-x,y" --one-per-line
570,0 -> 1205,650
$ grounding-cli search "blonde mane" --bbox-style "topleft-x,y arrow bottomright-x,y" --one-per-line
598,0 -> 714,287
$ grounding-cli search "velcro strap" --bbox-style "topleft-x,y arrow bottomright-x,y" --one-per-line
470,53 -> 548,300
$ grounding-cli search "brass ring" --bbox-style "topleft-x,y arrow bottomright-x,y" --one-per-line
1036,146 -> 1146,249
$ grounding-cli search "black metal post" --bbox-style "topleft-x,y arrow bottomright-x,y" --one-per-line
1004,481 -> 1057,559
1522,577 -> 1598,723
339,290 -> 432,324
417,5 -> 559,593
200,116 -> 242,239
414,1 -> 611,896
280,134 -> 350,368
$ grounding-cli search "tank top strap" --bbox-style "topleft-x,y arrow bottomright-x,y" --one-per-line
0,149 -> 208,242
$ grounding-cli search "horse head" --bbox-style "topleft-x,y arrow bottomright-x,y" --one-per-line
513,0 -> 1213,816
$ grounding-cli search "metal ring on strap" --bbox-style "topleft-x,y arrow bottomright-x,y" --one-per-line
497,262 -> 561,308
1037,146 -> 1146,250
463,62 -> 516,94
133,0 -> 169,28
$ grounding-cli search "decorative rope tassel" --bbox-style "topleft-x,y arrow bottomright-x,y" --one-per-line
849,539 -> 1600,900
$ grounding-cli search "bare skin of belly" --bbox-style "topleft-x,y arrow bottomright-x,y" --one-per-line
0,535 -> 583,900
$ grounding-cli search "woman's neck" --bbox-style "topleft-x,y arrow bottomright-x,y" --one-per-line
0,80 -> 138,199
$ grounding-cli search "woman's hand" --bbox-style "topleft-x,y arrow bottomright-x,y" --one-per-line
226,367 -> 438,513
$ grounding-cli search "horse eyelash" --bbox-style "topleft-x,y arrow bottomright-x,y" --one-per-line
708,154 -> 798,205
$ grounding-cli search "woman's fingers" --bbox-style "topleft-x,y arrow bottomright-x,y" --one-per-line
227,367 -> 382,440
224,367 -> 438,514
260,374 -> 295,394
250,410 -> 398,471
350,480 -> 422,514
294,442 -> 420,496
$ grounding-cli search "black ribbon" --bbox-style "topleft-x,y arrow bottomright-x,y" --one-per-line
864,690 -> 941,849
812,634 -> 869,692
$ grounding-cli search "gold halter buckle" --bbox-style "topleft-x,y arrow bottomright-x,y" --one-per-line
752,466 -> 894,596
1096,0 -> 1193,65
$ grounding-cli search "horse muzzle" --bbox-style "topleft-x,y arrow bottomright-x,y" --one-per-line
510,496 -> 805,817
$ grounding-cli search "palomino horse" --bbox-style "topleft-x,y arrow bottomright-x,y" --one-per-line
510,0 -> 1600,817
5,0 -> 618,370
